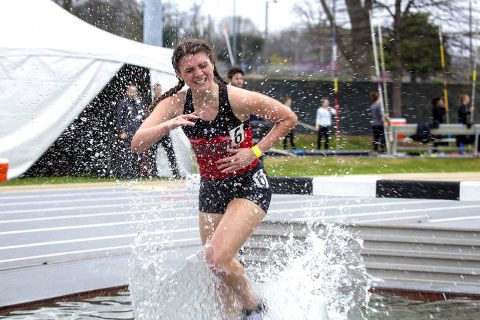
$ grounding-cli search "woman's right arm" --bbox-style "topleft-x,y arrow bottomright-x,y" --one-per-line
131,94 -> 197,153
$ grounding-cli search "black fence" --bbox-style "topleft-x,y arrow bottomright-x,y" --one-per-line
245,79 -> 480,135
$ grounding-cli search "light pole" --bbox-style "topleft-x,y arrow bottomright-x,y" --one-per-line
232,0 -> 237,62
263,0 -> 277,62
143,0 -> 163,47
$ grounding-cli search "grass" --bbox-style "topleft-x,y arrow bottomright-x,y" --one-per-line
263,157 -> 480,177
274,133 -> 371,151
2,133 -> 478,185
0,176 -> 120,186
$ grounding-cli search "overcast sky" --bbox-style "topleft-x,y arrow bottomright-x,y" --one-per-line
173,0 -> 296,33
172,0 -> 480,34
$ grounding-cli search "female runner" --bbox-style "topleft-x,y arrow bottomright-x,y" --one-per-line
131,38 -> 297,319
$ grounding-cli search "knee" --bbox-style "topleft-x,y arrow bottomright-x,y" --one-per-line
204,244 -> 230,273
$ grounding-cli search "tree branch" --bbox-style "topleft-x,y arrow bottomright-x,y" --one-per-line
373,0 -> 395,18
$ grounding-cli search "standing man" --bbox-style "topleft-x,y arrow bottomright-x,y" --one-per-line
369,92 -> 387,154
315,98 -> 336,150
115,84 -> 145,178
457,94 -> 475,154
227,66 -> 245,88
431,97 -> 446,153
148,83 -> 180,178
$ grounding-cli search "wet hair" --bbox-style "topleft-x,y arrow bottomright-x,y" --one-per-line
371,92 -> 379,103
149,38 -> 227,112
227,66 -> 244,80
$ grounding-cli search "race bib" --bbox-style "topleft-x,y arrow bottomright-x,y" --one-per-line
229,124 -> 245,147
253,169 -> 269,189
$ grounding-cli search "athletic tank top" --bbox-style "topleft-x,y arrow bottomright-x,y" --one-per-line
182,84 -> 258,179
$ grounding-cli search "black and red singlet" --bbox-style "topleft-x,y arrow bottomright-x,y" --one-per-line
182,84 -> 258,179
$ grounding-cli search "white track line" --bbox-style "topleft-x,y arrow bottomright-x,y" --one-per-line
0,198 -> 445,219
0,190 -> 130,201
0,201 -> 197,215
0,195 -> 197,207
429,215 -> 480,223
0,208 -> 195,224
291,204 -> 480,222
0,200 -> 464,235
0,227 -> 198,250
355,215 -> 429,224
0,237 -> 200,265
0,217 -> 197,236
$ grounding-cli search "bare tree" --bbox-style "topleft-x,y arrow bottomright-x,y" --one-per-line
374,0 -> 467,117
295,0 -> 374,80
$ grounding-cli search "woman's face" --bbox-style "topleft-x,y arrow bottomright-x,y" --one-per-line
177,52 -> 215,91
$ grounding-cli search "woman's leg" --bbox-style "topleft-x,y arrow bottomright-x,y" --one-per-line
203,199 -> 265,310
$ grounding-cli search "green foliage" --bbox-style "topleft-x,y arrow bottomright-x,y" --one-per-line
383,13 -> 450,82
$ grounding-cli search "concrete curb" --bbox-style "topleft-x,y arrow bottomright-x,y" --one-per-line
186,174 -> 480,201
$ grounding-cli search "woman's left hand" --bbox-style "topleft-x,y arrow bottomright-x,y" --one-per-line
217,148 -> 256,173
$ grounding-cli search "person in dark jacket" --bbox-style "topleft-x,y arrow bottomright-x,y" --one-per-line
147,83 -> 180,178
431,97 -> 446,128
115,84 -> 146,178
369,92 -> 387,154
431,97 -> 446,153
457,94 -> 475,153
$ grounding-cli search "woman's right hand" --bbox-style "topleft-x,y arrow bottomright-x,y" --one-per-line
166,113 -> 198,130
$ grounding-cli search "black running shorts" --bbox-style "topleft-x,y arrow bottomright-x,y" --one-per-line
199,163 -> 272,214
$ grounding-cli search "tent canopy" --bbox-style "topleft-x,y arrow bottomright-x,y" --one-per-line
0,0 -> 183,179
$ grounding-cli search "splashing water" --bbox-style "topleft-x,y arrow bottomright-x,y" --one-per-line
245,223 -> 372,320
129,211 -> 372,320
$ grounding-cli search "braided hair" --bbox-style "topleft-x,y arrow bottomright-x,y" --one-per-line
149,38 -> 227,113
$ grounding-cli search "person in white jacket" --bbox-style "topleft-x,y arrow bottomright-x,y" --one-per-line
315,98 -> 336,150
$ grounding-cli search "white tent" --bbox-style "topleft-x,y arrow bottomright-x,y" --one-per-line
0,0 -> 192,179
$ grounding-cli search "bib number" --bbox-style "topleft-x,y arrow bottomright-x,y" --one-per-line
229,124 -> 245,147
253,169 -> 269,189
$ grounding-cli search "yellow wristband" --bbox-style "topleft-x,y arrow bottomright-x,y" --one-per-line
251,145 -> 262,158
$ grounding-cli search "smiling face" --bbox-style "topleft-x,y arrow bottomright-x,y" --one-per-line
177,52 -> 215,91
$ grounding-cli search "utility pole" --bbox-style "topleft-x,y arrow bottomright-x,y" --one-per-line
232,0 -> 237,63
263,0 -> 269,62
331,0 -> 340,139
438,27 -> 450,124
143,0 -> 163,47
470,0 -> 473,70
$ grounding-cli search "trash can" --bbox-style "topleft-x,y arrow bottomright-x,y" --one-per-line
0,158 -> 8,182
390,118 -> 407,140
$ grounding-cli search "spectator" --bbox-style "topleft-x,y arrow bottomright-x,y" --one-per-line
114,84 -> 145,178
147,83 -> 180,178
369,92 -> 387,154
227,66 -> 245,88
431,97 -> 446,153
431,96 -> 446,128
315,98 -> 336,150
281,96 -> 296,149
457,94 -> 475,154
